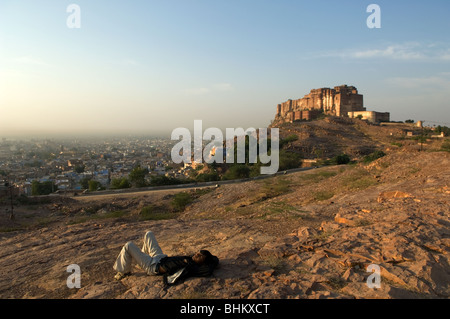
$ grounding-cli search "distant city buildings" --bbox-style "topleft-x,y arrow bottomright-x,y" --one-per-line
0,136 -> 187,195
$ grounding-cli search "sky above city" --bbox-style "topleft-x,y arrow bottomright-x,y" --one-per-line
1,0 -> 450,137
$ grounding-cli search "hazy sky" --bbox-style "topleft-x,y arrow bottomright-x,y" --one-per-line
1,0 -> 450,137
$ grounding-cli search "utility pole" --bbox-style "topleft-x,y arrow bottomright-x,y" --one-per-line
5,181 -> 14,220
420,121 -> 425,152
9,183 -> 14,220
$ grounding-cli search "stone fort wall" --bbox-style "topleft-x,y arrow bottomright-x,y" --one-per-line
275,85 -> 366,122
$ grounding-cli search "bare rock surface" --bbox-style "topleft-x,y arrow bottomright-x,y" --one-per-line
0,151 -> 449,299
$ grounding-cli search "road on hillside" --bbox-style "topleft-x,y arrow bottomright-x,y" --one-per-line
74,166 -> 317,200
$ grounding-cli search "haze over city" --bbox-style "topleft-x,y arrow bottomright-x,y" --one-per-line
1,0 -> 450,138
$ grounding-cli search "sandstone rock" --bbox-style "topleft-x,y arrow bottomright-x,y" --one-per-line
70,281 -> 125,299
258,239 -> 297,258
377,191 -> 413,202
319,221 -> 341,233
342,267 -> 365,282
308,290 -> 331,299
287,254 -> 302,263
334,213 -> 356,226
441,238 -> 450,248
378,264 -> 409,287
340,282 -> 387,299
295,226 -> 319,243
247,284 -> 284,299
423,243 -> 446,254
263,269 -> 275,277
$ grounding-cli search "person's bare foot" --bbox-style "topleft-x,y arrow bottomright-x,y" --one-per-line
114,272 -> 130,281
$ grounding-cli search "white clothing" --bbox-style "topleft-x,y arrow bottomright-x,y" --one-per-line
113,231 -> 167,275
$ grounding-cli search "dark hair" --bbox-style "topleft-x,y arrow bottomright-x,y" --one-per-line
199,250 -> 214,264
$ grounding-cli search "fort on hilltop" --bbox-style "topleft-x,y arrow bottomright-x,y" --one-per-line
274,85 -> 390,124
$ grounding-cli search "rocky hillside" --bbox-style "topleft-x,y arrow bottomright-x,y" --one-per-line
273,116 -> 426,160
0,144 -> 448,299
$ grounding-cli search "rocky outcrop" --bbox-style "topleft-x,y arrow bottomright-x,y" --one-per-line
0,152 -> 448,299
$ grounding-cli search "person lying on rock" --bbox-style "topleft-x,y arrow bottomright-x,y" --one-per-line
113,230 -> 219,286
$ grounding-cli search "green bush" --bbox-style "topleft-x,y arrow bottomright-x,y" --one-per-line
279,150 -> 302,170
435,125 -> 450,136
319,154 -> 351,166
223,164 -> 250,180
88,180 -> 105,192
31,181 -> 56,195
88,180 -> 102,192
171,192 -> 193,211
333,154 -> 351,165
110,177 -> 131,189
362,150 -> 386,163
129,165 -> 149,187
80,177 -> 91,190
280,134 -> 299,148
150,175 -> 186,186
195,171 -> 220,182
139,205 -> 177,221
441,140 -> 450,152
